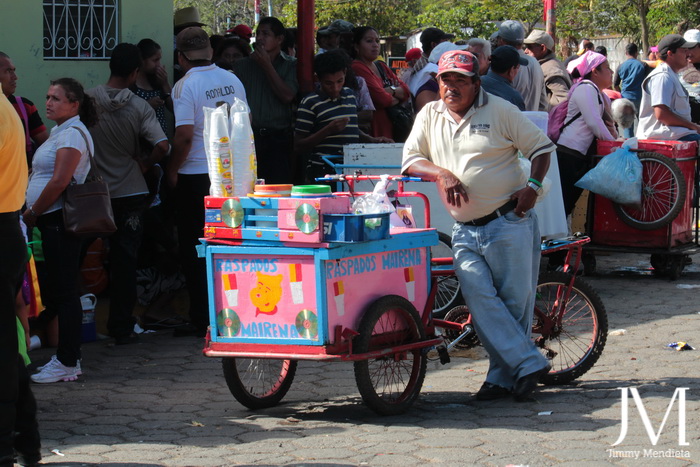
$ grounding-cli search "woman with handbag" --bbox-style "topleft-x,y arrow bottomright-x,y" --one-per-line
351,26 -> 412,142
549,51 -> 617,272
22,78 -> 98,383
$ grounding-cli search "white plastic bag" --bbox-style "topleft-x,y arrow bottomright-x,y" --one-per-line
574,146 -> 642,205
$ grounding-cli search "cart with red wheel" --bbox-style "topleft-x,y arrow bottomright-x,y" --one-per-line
584,139 -> 699,279
200,177 -> 441,415
200,175 -> 607,415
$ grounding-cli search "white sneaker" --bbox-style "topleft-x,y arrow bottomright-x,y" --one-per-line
37,355 -> 82,376
31,356 -> 80,383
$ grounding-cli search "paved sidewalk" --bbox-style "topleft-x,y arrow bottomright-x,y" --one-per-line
26,253 -> 700,466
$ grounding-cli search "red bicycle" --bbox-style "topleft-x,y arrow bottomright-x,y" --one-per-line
434,236 -> 608,385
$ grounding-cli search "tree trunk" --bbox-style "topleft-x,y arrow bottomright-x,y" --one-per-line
638,0 -> 650,56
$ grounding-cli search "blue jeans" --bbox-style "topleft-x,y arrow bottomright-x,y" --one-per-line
679,133 -> 700,142
452,210 -> 549,389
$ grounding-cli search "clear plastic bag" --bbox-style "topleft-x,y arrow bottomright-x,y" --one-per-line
574,146 -> 642,205
352,174 -> 395,228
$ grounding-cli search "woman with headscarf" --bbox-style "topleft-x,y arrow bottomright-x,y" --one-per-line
557,50 -> 617,216
548,51 -> 617,271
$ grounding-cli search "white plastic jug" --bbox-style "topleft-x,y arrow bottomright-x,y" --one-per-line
80,293 -> 97,324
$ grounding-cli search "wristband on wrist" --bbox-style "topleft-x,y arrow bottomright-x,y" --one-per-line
528,178 -> 542,188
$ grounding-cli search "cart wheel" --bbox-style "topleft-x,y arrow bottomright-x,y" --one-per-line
353,295 -> 427,415
650,253 -> 669,276
431,232 -> 463,318
668,256 -> 686,281
532,272 -> 608,385
442,305 -> 481,350
613,152 -> 686,230
222,358 -> 297,409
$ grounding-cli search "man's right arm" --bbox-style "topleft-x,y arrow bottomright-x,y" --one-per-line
613,67 -> 622,92
653,105 -> 700,132
404,160 -> 468,208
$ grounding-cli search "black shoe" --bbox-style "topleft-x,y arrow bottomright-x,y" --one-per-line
475,382 -> 511,401
513,365 -> 551,402
141,314 -> 189,330
114,333 -> 140,345
172,323 -> 207,338
15,450 -> 41,467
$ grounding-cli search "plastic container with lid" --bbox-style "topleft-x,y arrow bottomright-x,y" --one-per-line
253,184 -> 293,197
251,184 -> 293,228
291,185 -> 332,198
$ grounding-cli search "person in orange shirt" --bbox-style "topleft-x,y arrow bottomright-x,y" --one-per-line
0,83 -> 41,466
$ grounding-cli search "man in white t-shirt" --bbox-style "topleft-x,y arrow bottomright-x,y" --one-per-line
169,26 -> 248,337
637,33 -> 700,142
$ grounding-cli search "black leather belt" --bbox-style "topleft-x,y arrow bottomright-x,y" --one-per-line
460,199 -> 518,227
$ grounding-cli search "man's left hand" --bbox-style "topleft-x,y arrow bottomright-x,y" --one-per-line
510,186 -> 538,217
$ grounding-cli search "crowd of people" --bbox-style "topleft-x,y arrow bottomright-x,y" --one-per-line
3,7 -> 700,463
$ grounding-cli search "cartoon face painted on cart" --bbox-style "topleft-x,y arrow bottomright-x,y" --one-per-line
250,272 -> 283,316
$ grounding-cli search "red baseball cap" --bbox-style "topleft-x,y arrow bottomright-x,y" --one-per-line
231,24 -> 253,39
436,50 -> 478,78
405,48 -> 423,61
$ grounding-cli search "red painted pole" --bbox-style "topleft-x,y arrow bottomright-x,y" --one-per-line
297,0 -> 315,95
545,0 -> 556,50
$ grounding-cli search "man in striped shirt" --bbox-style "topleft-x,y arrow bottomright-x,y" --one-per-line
294,50 -> 391,182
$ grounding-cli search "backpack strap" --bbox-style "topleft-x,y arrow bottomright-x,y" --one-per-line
560,81 -> 602,133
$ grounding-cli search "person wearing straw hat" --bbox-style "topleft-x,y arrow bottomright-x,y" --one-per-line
173,6 -> 205,34
402,50 -> 554,402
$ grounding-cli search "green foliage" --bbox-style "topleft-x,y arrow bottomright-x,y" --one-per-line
280,0 -> 421,36
176,0 -> 700,50
174,0 -> 293,34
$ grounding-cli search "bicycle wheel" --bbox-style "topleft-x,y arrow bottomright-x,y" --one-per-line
222,358 -> 297,409
442,305 -> 481,350
353,295 -> 427,415
532,271 -> 608,385
613,152 -> 686,230
431,232 -> 463,318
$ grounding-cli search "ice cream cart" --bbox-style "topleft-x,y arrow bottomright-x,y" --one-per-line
199,189 -> 440,415
584,139 -> 699,279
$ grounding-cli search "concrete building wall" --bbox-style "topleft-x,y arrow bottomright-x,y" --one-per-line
1,0 -> 173,128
